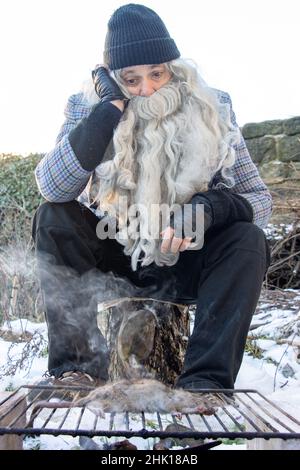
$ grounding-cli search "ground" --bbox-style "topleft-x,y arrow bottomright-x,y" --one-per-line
0,280 -> 299,450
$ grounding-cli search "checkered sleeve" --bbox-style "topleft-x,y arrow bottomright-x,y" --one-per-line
35,94 -> 92,202
218,92 -> 273,228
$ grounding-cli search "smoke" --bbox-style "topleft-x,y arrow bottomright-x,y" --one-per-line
32,245 -> 183,380
0,242 -> 36,278
1,241 -> 173,379
0,242 -> 41,322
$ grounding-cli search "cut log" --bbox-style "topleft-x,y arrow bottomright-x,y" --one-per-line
98,298 -> 190,386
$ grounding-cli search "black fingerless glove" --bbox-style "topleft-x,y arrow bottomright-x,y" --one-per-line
171,200 -> 212,249
171,189 -> 253,246
190,189 -> 253,230
69,102 -> 122,171
68,67 -> 126,172
92,66 -> 126,103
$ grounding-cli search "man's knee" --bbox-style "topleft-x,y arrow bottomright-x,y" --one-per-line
231,221 -> 271,267
32,200 -> 81,238
34,200 -> 80,220
234,221 -> 266,246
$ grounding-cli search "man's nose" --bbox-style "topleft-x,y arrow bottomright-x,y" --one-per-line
139,79 -> 155,97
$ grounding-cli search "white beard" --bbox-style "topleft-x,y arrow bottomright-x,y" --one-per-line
88,80 -> 239,271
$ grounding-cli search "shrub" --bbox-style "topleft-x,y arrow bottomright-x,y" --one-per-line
0,153 -> 44,245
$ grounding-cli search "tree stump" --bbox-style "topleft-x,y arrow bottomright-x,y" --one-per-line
97,298 -> 190,386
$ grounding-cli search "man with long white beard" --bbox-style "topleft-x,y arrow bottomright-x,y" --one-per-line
32,4 -> 272,392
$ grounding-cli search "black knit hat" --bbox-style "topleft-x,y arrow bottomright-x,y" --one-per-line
104,4 -> 180,70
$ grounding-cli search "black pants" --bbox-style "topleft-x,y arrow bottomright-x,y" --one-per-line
32,200 -> 270,389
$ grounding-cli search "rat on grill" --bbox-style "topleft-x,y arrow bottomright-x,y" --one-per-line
28,378 -> 217,426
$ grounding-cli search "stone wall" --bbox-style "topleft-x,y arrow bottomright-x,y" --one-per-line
242,116 -> 300,180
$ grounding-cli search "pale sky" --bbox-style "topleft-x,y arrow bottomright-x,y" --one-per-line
0,0 -> 299,155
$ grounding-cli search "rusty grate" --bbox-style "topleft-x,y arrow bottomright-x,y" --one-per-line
0,385 -> 300,442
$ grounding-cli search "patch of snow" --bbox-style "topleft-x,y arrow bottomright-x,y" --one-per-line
255,339 -> 276,350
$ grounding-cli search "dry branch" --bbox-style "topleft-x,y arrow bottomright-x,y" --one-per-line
266,223 -> 300,289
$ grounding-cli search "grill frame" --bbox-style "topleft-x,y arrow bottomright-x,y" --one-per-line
1,385 -> 300,442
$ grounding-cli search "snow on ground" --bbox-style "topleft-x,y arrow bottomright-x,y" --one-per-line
0,290 -> 299,450
0,319 -> 48,390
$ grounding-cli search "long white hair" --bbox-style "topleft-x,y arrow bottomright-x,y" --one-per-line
82,59 -> 240,270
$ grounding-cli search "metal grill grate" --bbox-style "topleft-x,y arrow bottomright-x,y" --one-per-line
0,385 -> 300,442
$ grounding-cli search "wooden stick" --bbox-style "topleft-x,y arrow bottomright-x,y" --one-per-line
276,339 -> 300,347
7,274 -> 19,324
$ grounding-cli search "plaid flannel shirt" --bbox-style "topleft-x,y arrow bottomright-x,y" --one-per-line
35,90 -> 272,228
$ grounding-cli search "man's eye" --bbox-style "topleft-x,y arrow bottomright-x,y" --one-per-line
125,78 -> 138,86
152,72 -> 163,79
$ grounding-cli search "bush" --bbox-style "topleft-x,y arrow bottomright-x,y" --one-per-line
0,153 -> 44,245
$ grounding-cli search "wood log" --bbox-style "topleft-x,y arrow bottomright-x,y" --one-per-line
246,398 -> 300,450
0,391 -> 27,450
98,298 -> 190,386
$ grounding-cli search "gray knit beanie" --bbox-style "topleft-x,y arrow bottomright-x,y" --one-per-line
104,4 -> 180,70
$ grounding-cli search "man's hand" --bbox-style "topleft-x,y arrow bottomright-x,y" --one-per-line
92,65 -> 127,111
160,197 -> 213,255
160,226 -> 193,254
